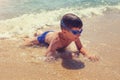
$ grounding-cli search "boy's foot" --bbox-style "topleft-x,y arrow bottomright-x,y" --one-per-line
23,38 -> 33,46
34,30 -> 43,37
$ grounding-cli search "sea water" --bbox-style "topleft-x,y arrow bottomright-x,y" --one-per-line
0,0 -> 120,38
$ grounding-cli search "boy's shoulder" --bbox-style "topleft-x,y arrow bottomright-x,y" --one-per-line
45,31 -> 61,43
47,31 -> 59,36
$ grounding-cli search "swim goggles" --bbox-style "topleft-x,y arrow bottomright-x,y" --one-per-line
61,20 -> 83,35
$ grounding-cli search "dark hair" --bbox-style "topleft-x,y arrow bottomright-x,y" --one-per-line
60,13 -> 83,29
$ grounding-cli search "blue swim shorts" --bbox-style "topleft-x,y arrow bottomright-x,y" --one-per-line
37,31 -> 53,45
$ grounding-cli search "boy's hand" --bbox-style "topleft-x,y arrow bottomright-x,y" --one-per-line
44,56 -> 56,62
85,54 -> 99,62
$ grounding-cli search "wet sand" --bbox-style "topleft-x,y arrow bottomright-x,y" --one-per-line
0,12 -> 120,80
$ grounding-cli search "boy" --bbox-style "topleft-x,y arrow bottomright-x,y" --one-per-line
23,13 -> 98,61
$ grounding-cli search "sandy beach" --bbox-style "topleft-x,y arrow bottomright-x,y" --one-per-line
0,11 -> 120,80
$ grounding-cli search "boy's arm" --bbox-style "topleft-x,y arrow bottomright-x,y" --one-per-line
44,38 -> 60,62
74,38 -> 88,56
45,37 -> 61,57
75,38 -> 99,61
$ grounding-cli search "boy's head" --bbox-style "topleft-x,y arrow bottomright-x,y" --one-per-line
60,13 -> 83,29
60,13 -> 83,41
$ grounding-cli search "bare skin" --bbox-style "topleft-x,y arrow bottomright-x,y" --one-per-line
45,28 -> 99,61
23,27 -> 99,61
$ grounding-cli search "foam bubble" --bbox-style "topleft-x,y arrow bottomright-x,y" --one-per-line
0,5 -> 120,38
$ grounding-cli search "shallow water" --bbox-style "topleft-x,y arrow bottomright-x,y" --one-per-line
0,0 -> 119,20
0,0 -> 120,38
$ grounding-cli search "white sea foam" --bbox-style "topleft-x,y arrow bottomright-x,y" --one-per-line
0,5 -> 120,38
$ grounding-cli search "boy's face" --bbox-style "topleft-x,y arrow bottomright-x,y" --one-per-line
62,27 -> 82,41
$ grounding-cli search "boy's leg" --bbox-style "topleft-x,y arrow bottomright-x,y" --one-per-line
23,37 -> 39,46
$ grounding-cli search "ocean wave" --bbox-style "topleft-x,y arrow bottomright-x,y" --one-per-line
0,5 -> 120,38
